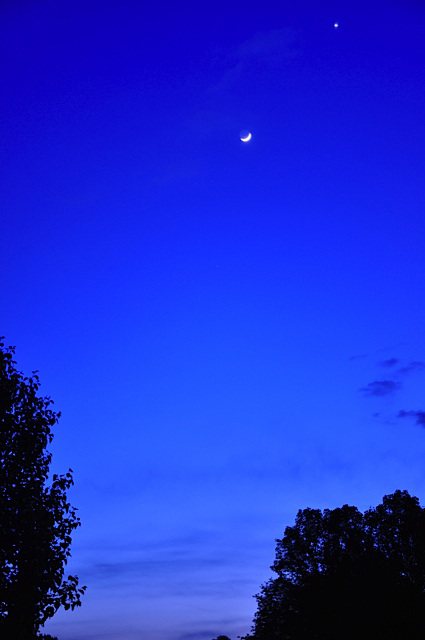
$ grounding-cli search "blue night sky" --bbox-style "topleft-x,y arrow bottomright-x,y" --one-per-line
2,1 -> 425,639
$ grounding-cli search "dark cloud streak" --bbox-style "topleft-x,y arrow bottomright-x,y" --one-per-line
397,410 -> 425,426
397,361 -> 425,375
360,380 -> 401,397
379,358 -> 399,367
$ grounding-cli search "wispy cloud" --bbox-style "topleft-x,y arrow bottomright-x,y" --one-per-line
360,380 -> 401,397
397,410 -> 425,426
177,615 -> 245,640
73,527 -> 259,604
178,632 -> 220,640
212,27 -> 300,91
234,28 -> 300,65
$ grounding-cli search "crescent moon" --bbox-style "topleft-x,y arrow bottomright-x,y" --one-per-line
241,132 -> 252,142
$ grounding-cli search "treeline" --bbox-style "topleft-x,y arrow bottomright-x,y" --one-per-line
0,340 -> 85,639
215,489 -> 425,640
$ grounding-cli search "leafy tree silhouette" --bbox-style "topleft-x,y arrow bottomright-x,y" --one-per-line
0,339 -> 86,639
243,490 -> 425,640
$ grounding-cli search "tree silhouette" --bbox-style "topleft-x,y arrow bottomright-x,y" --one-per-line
0,339 -> 86,639
244,490 -> 425,640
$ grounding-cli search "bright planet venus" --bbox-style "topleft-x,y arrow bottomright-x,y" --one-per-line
240,130 -> 252,142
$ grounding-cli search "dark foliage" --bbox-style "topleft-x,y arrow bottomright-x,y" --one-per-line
0,339 -> 86,639
244,490 -> 425,640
